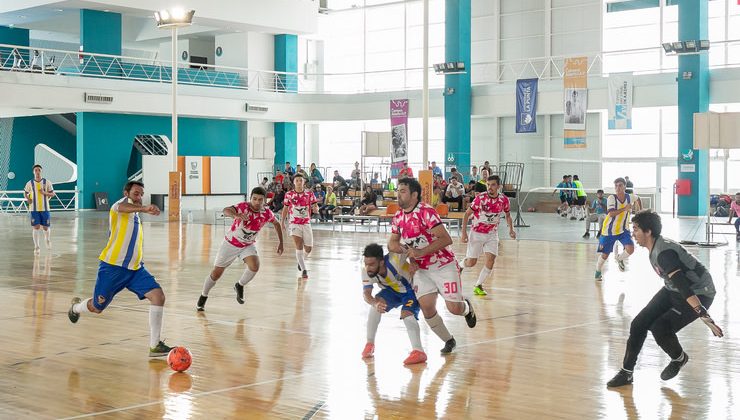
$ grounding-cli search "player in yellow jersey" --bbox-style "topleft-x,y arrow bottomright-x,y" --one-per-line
24,165 -> 55,255
67,181 -> 175,357
594,177 -> 641,281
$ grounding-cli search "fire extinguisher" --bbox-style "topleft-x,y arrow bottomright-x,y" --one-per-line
78,45 -> 84,64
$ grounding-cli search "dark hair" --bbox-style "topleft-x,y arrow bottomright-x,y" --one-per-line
614,177 -> 626,186
450,167 -> 457,172
32,164 -> 42,170
632,210 -> 662,238
293,173 -> 305,180
363,243 -> 384,260
562,175 -> 568,179
286,161 -> 291,164
251,186 -> 267,197
597,189 -> 604,194
262,177 -> 268,181
398,177 -> 422,201
488,175 -> 501,184
573,175 -> 580,180
124,180 -> 144,192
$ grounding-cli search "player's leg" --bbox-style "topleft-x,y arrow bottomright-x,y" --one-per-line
650,293 -> 714,381
30,212 -> 42,254
68,261 -> 128,323
302,224 -> 314,256
416,273 -> 456,354
615,232 -> 635,272
198,241 -> 240,310
474,236 -> 498,295
290,225 -> 308,275
400,301 -> 426,365
363,292 -> 391,358
41,212 -> 51,248
735,217 -> 740,240
595,235 -> 616,281
234,249 -> 260,304
607,288 -> 673,387
435,263 -> 476,327
129,267 -> 173,356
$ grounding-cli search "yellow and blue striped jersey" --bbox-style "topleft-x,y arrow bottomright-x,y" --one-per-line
362,253 -> 413,293
24,179 -> 53,212
601,193 -> 636,236
99,197 -> 144,270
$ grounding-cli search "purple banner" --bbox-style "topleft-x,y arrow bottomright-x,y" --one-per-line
390,100 -> 409,172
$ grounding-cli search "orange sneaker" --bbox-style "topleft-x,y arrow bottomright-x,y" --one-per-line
361,342 -> 375,358
403,350 -> 427,365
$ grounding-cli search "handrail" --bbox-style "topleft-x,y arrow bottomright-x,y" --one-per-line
0,189 -> 78,212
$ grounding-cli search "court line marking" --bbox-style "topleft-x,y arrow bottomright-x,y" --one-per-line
302,400 -> 327,420
57,370 -> 319,420
455,319 -> 610,349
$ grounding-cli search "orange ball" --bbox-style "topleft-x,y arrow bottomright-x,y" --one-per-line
167,347 -> 192,372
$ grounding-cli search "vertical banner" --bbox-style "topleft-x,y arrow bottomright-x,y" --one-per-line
390,99 -> 409,177
563,57 -> 588,148
184,156 -> 203,195
418,170 -> 433,205
516,78 -> 539,133
608,72 -> 633,129
168,171 -> 180,221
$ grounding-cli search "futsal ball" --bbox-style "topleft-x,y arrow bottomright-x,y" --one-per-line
167,347 -> 192,372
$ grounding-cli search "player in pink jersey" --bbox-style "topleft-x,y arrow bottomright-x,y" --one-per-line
388,178 -> 476,355
197,187 -> 284,311
461,175 -> 516,296
281,174 -> 319,280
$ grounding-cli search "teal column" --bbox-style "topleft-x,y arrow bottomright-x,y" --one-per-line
0,26 -> 30,64
677,0 -> 709,216
444,0 -> 471,181
80,9 -> 121,55
274,34 -> 298,169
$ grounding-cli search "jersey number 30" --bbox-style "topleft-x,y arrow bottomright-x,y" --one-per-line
443,282 -> 458,294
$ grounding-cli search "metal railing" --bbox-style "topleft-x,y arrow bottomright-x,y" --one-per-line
4,41 -> 740,94
0,189 -> 78,213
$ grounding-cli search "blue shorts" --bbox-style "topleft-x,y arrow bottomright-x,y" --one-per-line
92,261 -> 161,311
597,231 -> 634,255
30,211 -> 50,227
375,288 -> 420,319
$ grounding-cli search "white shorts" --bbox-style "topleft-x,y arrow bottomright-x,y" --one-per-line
214,241 -> 258,268
465,231 -> 499,259
289,223 -> 313,247
414,262 -> 463,302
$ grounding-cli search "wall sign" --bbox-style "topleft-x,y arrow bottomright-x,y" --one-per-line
216,46 -> 223,57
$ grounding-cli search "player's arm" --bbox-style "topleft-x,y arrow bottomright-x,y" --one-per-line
388,232 -> 405,254
505,210 -> 516,239
363,285 -> 386,312
280,204 -> 289,225
659,251 -> 723,337
461,207 -> 474,239
409,224 -> 452,258
42,183 -> 55,197
117,201 -> 160,215
222,205 -> 239,218
606,196 -> 629,218
271,219 -> 284,254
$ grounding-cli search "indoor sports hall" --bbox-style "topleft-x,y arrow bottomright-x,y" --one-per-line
1,1 -> 738,419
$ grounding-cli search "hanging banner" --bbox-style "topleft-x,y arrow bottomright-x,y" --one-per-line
608,72 -> 633,130
390,99 -> 409,177
516,78 -> 538,133
563,57 -> 588,148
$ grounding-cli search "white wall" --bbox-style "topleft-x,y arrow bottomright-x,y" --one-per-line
188,37 -> 216,67
248,32 -> 274,71
214,33 -> 249,68
158,39 -> 190,64
247,121 -> 275,190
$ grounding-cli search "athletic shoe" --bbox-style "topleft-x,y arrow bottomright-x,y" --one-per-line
579,218 -> 585,221
403,350 -> 427,365
68,297 -> 81,323
149,341 -> 174,357
473,285 -> 487,296
660,352 -> 689,381
617,259 -> 626,272
196,295 -> 208,311
361,342 -> 375,358
736,233 -> 740,242
583,232 -> 590,239
606,369 -> 633,387
596,232 -> 601,239
301,270 -> 309,280
440,337 -> 456,354
297,264 -> 302,271
464,298 -> 477,328
570,216 -> 577,221
556,209 -> 561,215
595,271 -> 603,281
234,282 -> 245,304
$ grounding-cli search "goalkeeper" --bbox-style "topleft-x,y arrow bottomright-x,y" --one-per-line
607,210 -> 724,388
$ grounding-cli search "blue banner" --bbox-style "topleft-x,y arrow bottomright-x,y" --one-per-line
516,78 -> 538,133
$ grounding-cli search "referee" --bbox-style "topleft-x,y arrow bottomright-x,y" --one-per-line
607,210 -> 724,387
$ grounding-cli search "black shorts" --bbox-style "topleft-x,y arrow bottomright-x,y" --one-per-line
576,197 -> 586,206
560,196 -> 567,203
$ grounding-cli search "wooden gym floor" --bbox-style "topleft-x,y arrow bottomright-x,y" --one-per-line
0,212 -> 738,419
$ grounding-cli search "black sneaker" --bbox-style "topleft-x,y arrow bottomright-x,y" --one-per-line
196,295 -> 208,311
464,298 -> 477,328
301,270 -> 309,280
440,337 -> 456,354
583,232 -> 590,239
234,283 -> 245,304
660,353 -> 689,381
297,264 -> 302,271
149,341 -> 174,357
68,297 -> 81,323
606,369 -> 633,387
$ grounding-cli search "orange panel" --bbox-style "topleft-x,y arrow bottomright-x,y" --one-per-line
177,156 -> 186,195
418,170 -> 433,204
202,156 -> 211,194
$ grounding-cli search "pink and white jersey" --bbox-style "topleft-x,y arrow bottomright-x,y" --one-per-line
391,202 -> 456,270
283,190 -> 317,225
470,193 -> 510,234
224,203 -> 275,248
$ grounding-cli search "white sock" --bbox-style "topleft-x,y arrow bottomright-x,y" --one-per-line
296,250 -> 306,271
73,298 -> 92,314
425,312 -> 453,342
149,305 -> 164,348
32,230 -> 40,248
403,316 -> 424,351
201,275 -> 217,297
476,267 -> 492,287
238,268 -> 257,286
462,299 -> 471,316
616,251 -> 630,262
367,307 -> 381,342
44,228 -> 50,243
596,255 -> 607,271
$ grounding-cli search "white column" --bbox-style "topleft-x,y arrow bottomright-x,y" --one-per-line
422,0 -> 429,167
171,26 -> 178,171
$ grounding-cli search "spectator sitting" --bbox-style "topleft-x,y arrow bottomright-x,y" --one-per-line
359,185 -> 378,215
313,184 -> 326,220
270,183 -> 285,213
444,177 -> 465,211
332,170 -> 349,198
275,170 -> 285,186
320,186 -> 337,222
431,161 -> 443,178
583,189 -> 608,239
295,164 -> 309,180
398,161 -> 413,179
433,173 -> 447,192
284,161 -> 295,177
259,177 -> 270,189
449,167 -> 463,184
474,168 -> 490,194
432,186 -> 442,206
309,163 -> 324,186
470,165 -> 480,182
